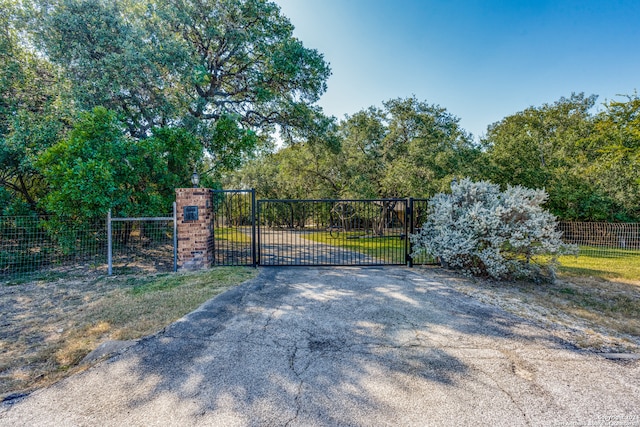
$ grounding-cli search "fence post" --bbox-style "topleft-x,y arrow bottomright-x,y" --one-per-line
251,189 -> 257,267
173,201 -> 178,272
256,199 -> 261,266
406,198 -> 413,267
107,209 -> 112,275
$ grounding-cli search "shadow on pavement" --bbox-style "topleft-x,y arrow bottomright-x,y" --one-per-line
102,266 -> 590,425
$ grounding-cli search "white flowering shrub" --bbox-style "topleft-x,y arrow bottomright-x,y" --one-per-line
410,178 -> 577,280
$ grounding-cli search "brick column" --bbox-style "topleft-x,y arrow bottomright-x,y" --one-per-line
176,188 -> 214,270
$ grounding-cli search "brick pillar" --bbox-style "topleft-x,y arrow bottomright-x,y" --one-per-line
176,188 -> 214,270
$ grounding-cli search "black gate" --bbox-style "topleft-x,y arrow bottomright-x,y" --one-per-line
258,198 -> 413,266
210,190 -> 433,267
210,189 -> 257,266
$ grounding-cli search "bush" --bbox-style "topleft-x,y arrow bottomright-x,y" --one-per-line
410,178 -> 577,280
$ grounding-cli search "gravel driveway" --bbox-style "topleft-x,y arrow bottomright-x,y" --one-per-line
1,267 -> 638,426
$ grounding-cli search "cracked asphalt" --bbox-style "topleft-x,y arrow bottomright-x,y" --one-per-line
1,267 -> 639,426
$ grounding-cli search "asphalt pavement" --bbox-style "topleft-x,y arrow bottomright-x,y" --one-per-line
1,267 -> 638,426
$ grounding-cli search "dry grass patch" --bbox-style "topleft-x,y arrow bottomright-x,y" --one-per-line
0,267 -> 256,400
432,267 -> 640,353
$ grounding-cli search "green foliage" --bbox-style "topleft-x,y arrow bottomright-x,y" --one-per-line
225,140 -> 341,199
38,108 -> 203,224
38,108 -> 126,221
482,93 -> 639,221
145,126 -> 204,198
33,108 -> 202,254
201,114 -> 259,175
3,0 -> 639,224
1,2 -> 72,213
34,0 -> 331,164
483,93 -> 596,190
36,0 -> 183,138
377,97 -> 482,197
581,94 -> 640,219
228,96 -> 482,200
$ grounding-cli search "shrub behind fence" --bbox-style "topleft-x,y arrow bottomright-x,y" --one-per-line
0,216 -> 106,279
109,217 -> 176,274
1,214 -> 175,281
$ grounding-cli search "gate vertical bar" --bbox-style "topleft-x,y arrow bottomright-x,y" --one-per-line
251,189 -> 257,267
256,199 -> 262,266
209,190 -> 219,267
107,209 -> 113,275
173,201 -> 178,272
407,198 -> 413,267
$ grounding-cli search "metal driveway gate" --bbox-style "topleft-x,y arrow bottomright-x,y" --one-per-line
208,190 -> 433,267
210,189 -> 257,266
257,198 -> 413,266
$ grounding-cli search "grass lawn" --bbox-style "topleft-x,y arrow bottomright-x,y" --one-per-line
0,267 -> 256,400
302,231 -> 410,264
558,247 -> 640,283
213,227 -> 252,244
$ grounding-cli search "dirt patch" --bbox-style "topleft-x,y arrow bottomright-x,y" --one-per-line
0,271 -> 119,398
0,267 -> 255,400
422,267 -> 640,353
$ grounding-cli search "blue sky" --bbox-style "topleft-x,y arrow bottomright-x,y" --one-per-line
276,0 -> 640,140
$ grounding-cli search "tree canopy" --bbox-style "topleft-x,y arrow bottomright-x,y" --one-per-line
229,92 -> 640,222
38,107 -> 202,222
35,0 -> 331,143
1,0 -> 638,222
225,96 -> 483,200
0,0 -> 72,214
482,93 -> 639,221
2,0 -> 331,218
583,95 -> 640,219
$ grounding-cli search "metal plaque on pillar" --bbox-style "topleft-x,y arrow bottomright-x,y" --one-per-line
183,206 -> 199,221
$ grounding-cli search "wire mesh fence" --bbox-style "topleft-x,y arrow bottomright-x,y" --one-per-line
109,218 -> 176,275
0,216 -> 106,281
3,211 -> 637,282
558,221 -> 640,258
1,213 -> 176,282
